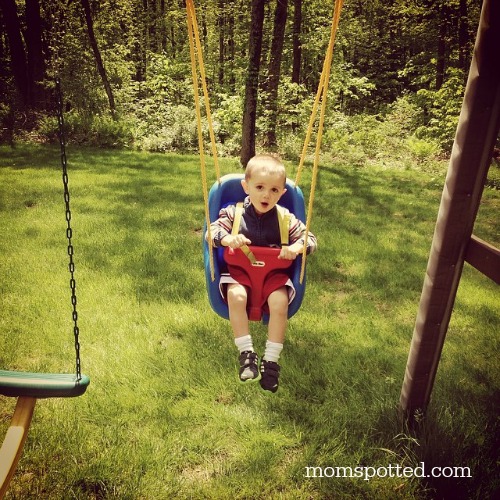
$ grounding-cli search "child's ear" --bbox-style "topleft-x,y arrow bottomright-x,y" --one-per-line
280,188 -> 287,198
241,179 -> 249,194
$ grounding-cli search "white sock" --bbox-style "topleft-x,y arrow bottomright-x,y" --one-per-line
263,341 -> 283,363
234,334 -> 254,353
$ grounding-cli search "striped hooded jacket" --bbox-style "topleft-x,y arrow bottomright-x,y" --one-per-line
207,197 -> 318,254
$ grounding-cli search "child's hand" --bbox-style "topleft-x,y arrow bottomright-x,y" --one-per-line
221,234 -> 252,249
279,242 -> 304,260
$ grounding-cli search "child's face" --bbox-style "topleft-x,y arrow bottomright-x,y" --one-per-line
241,168 -> 287,215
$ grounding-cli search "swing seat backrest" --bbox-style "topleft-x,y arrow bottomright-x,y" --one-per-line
203,173 -> 306,323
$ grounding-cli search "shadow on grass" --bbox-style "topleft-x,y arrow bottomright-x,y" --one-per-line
368,342 -> 499,500
310,162 -> 441,307
0,143 -> 62,170
68,149 -> 207,303
374,401 -> 500,500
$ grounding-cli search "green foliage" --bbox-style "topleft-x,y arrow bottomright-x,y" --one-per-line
117,53 -> 200,152
414,69 -> 465,151
0,0 -> 480,164
406,135 -> 441,162
386,95 -> 425,135
38,112 -> 134,148
277,79 -> 311,127
320,103 -> 442,169
135,105 -> 198,153
28,89 -> 446,169
142,53 -> 193,108
331,62 -> 378,114
0,102 -> 9,124
211,93 -> 244,157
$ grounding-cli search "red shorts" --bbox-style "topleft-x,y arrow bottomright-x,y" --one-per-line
219,271 -> 296,311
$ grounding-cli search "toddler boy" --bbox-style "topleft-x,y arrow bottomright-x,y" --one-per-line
207,154 -> 317,392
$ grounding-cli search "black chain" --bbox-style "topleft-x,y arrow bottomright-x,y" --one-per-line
55,79 -> 82,380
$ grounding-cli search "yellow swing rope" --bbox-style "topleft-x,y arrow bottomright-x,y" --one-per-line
187,0 -> 343,284
296,0 -> 344,283
186,0 -> 220,281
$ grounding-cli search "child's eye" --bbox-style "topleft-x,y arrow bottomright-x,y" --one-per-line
272,188 -> 279,193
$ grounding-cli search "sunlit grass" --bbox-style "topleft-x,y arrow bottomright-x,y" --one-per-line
0,145 -> 498,499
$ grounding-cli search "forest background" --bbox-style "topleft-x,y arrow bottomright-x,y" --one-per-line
0,0 -> 487,167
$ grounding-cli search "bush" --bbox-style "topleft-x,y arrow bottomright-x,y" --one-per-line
414,69 -> 464,152
322,112 -> 402,166
407,135 -> 440,162
315,104 -> 444,170
135,104 -> 198,152
211,93 -> 243,156
386,95 -> 423,136
37,112 -> 134,148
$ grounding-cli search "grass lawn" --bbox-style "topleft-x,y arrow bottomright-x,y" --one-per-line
0,144 -> 498,499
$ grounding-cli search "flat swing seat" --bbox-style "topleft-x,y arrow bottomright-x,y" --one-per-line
0,370 -> 90,399
203,173 -> 307,322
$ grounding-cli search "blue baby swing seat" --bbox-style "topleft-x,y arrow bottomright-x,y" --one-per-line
203,173 -> 307,323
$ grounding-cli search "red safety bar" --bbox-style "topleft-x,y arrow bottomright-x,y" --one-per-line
224,246 -> 293,321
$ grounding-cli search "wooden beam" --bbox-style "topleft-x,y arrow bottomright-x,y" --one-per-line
0,397 -> 37,499
465,235 -> 500,284
400,0 -> 500,416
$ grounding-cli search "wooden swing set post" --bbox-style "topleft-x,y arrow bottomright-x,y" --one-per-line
0,397 -> 36,499
399,0 -> 500,418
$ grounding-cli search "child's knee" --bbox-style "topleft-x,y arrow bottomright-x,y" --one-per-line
227,284 -> 247,307
267,288 -> 289,313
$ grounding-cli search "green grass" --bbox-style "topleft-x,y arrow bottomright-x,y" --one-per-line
0,145 -> 498,499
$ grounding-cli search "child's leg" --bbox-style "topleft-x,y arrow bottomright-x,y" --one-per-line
227,283 -> 259,382
260,287 -> 288,392
227,283 -> 249,339
266,286 -> 289,344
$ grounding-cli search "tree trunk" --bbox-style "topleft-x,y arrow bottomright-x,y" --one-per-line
218,0 -> 225,88
0,0 -> 29,104
435,2 -> 448,90
240,0 -> 265,167
80,0 -> 116,117
160,0 -> 166,51
291,0 -> 302,85
458,0 -> 469,76
228,7 -> 236,92
291,0 -> 302,131
25,0 -> 47,109
263,0 -> 288,149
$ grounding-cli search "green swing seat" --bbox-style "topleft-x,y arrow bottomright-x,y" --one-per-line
0,370 -> 90,399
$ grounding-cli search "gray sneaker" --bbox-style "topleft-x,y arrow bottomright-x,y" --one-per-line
238,351 -> 261,383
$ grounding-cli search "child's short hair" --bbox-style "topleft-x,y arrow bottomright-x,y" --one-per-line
245,154 -> 286,185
